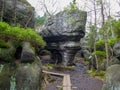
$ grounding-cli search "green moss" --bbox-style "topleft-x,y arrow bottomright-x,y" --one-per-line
42,64 -> 55,70
0,44 -> 16,62
84,60 -> 89,65
64,17 -> 74,24
0,22 -> 46,47
108,38 -> 120,46
12,41 -> 23,48
87,70 -> 105,80
0,40 -> 10,48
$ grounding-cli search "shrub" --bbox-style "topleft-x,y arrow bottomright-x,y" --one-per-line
92,51 -> 106,57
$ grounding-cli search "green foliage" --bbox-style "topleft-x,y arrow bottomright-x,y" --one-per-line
96,38 -> 120,49
113,19 -> 120,38
108,38 -> 120,46
35,16 -> 46,26
87,25 -> 97,49
64,1 -> 79,12
92,51 -> 106,57
96,39 -> 105,47
0,22 -> 46,47
0,40 -> 10,48
99,17 -> 115,39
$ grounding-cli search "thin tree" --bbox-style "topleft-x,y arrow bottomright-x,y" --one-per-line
100,0 -> 109,67
93,0 -> 99,70
39,0 -> 58,17
13,0 -> 17,25
0,0 -> 5,21
88,0 -> 99,70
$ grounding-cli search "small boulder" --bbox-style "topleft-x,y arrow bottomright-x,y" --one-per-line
21,42 -> 35,63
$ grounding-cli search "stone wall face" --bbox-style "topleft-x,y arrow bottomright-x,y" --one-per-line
0,0 -> 35,28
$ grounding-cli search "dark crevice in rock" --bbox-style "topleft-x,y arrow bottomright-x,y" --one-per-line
14,46 -> 22,59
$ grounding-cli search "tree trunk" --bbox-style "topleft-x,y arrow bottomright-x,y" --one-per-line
93,0 -> 99,70
0,0 -> 5,21
13,0 -> 17,25
100,0 -> 109,68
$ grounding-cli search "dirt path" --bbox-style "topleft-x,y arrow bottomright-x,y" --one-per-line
44,63 -> 103,90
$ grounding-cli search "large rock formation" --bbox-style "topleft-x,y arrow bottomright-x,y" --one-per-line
0,0 -> 34,28
41,10 -> 87,65
102,41 -> 120,90
0,0 -> 42,90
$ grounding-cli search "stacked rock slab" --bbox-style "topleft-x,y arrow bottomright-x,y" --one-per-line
41,10 -> 87,65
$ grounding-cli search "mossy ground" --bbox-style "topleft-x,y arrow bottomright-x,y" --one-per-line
87,69 -> 105,81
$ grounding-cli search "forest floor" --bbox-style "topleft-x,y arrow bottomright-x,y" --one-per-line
43,63 -> 103,90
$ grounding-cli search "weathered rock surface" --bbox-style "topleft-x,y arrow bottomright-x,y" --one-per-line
0,64 -> 11,90
0,42 -> 16,62
0,42 -> 42,90
41,10 -> 87,65
102,41 -> 120,90
102,64 -> 120,90
0,0 -> 42,90
0,0 -> 34,28
15,42 -> 42,90
16,59 -> 42,90
21,42 -> 35,63
113,41 -> 120,59
42,10 -> 86,42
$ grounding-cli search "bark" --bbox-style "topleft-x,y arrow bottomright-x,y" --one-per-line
0,0 -> 5,21
100,0 -> 109,67
93,0 -> 98,70
13,0 -> 17,25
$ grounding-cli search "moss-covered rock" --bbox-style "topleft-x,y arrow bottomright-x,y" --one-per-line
0,64 -> 11,90
102,65 -> 120,90
0,42 -> 16,62
16,58 -> 42,90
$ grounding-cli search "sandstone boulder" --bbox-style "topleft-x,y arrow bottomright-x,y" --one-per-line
41,10 -> 87,65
